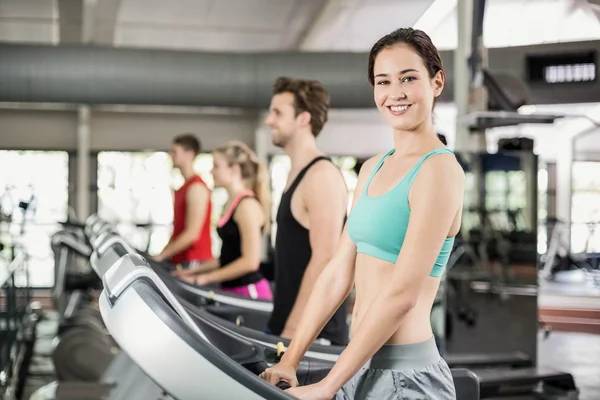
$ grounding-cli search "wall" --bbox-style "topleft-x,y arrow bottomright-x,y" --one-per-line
1,104 -> 599,162
261,104 -> 600,162
90,111 -> 256,151
0,108 -> 257,151
0,109 -> 78,150
260,109 -> 394,158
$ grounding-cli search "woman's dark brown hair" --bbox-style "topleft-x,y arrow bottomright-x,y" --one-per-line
367,28 -> 444,86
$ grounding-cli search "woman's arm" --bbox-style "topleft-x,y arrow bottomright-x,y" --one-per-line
173,259 -> 220,277
198,198 -> 264,285
319,154 -> 465,395
277,227 -> 356,369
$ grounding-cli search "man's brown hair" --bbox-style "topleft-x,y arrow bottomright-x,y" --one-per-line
273,77 -> 330,137
173,133 -> 201,156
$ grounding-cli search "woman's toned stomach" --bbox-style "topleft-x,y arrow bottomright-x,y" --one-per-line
350,252 -> 441,345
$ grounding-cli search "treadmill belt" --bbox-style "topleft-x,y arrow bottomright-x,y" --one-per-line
55,382 -> 115,399
475,366 -> 575,385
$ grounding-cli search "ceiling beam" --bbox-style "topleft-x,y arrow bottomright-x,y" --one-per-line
587,0 -> 600,21
57,0 -> 84,44
58,0 -> 122,44
297,0 -> 364,50
92,0 -> 123,44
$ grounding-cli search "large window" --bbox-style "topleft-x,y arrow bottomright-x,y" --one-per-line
97,152 -> 227,257
268,155 -> 359,245
0,150 -> 69,288
571,162 -> 600,253
484,170 -> 529,229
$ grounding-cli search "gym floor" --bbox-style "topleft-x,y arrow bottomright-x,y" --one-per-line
21,310 -> 600,400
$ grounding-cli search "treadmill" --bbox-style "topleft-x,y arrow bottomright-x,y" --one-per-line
86,218 -> 578,399
50,229 -> 98,333
90,233 -> 344,364
98,253 -> 480,400
90,232 -> 530,369
92,231 -> 276,331
33,225 -> 166,399
90,231 -> 579,399
29,352 -> 168,400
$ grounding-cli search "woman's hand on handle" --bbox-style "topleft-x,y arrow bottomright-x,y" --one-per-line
285,381 -> 337,400
259,362 -> 299,387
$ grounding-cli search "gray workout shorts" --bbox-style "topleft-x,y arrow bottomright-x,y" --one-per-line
335,337 -> 456,400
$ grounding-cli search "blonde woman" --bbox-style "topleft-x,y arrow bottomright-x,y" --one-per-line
174,141 -> 273,300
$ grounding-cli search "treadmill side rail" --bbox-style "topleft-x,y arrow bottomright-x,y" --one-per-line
476,366 -> 577,398
102,253 -> 208,341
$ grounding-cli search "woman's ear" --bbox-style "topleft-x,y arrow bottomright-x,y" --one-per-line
433,70 -> 445,98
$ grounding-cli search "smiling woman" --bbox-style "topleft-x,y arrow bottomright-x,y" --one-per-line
260,28 -> 464,400
368,28 -> 445,131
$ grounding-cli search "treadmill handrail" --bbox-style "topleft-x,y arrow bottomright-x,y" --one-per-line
84,214 -> 102,237
177,280 -> 274,313
88,218 -> 107,235
91,234 -> 130,278
51,231 -> 92,257
93,224 -> 114,240
102,234 -> 274,313
97,234 -> 132,256
103,253 -> 208,342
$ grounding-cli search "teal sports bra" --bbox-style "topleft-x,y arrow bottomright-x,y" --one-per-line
347,147 -> 456,277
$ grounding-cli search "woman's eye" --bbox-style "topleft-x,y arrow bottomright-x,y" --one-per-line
402,76 -> 416,83
376,80 -> 389,85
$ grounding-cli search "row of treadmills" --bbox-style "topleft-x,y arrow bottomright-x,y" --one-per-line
31,214 -> 576,399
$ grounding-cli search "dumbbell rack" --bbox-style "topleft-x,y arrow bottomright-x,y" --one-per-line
0,251 -> 40,400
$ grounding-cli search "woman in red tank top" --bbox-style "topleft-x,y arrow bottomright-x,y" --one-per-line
173,141 -> 273,300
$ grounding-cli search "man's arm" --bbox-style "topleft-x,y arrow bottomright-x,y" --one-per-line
154,182 -> 209,262
281,162 -> 348,338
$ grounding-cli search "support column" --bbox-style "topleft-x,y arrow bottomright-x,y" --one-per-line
76,105 -> 91,221
555,136 -> 573,255
453,0 -> 473,152
522,152 -> 537,231
253,111 -> 271,164
467,0 -> 488,152
546,162 -> 557,251
454,0 -> 489,152
253,111 -> 277,256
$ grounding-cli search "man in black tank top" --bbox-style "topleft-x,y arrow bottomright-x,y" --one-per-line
264,77 -> 349,345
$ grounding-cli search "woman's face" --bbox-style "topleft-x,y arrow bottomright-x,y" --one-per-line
372,44 -> 444,132
211,152 -> 235,188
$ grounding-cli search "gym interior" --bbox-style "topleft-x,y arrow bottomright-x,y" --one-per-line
1,0 -> 600,399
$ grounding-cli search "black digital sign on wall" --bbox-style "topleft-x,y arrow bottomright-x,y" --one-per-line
526,51 -> 596,84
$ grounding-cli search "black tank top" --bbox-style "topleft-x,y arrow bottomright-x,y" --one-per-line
217,194 -> 265,288
267,157 -> 349,345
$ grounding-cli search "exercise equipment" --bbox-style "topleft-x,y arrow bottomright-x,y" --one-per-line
31,351 -> 166,400
91,231 -> 274,330
91,229 -> 532,371
445,151 -> 579,399
540,217 -> 600,286
51,326 -> 116,381
50,229 -> 98,334
90,234 -> 344,363
98,253 -> 480,400
0,187 -> 45,399
51,298 -> 116,382
37,216 -> 164,398
87,218 -> 576,399
49,221 -> 118,383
